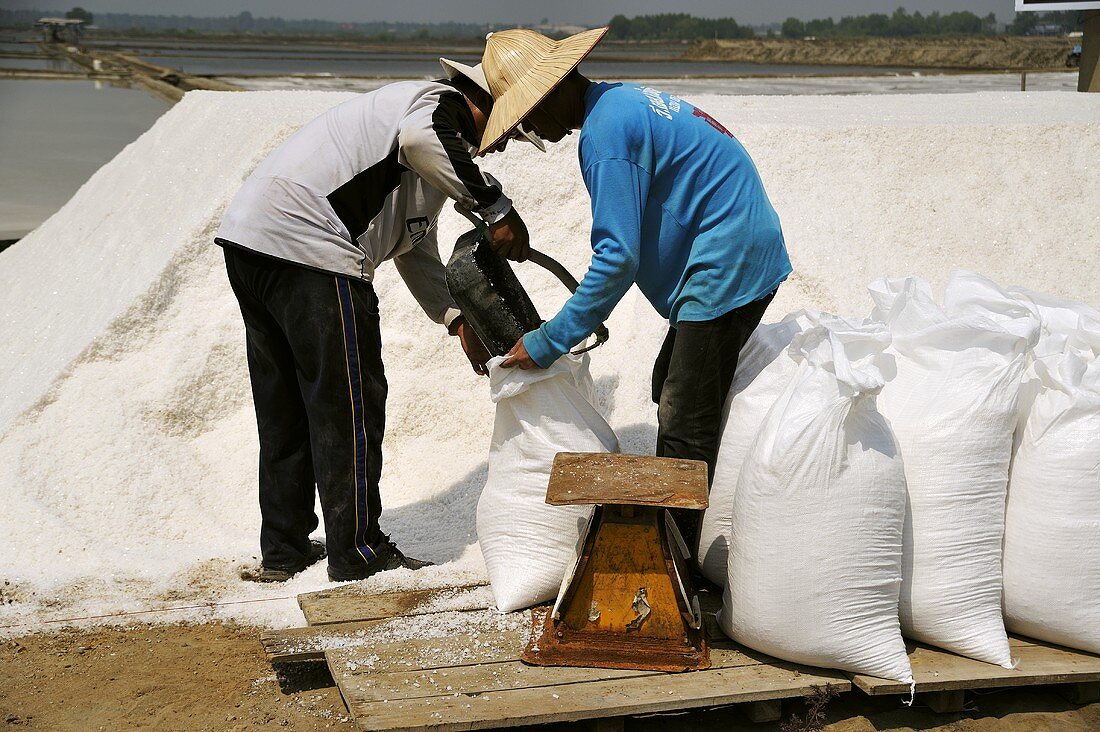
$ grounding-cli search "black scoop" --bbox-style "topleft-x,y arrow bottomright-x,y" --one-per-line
444,227 -> 609,359
446,229 -> 542,357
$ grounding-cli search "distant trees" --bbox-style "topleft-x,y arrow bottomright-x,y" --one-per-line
608,14 -> 631,40
65,7 -> 93,24
233,11 -> 254,32
0,9 -> 492,40
1008,11 -> 1082,36
780,8 -> 999,39
607,13 -> 755,41
0,6 -> 1084,40
780,18 -> 805,39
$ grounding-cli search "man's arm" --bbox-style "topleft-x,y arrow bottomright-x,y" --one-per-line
393,226 -> 459,327
394,227 -> 491,375
397,96 -> 529,260
508,158 -> 651,368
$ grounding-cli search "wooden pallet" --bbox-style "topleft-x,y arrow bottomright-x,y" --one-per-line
848,636 -> 1100,712
265,582 -> 1100,727
266,583 -> 849,731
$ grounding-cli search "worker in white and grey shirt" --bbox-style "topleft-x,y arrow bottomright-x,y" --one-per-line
216,59 -> 534,583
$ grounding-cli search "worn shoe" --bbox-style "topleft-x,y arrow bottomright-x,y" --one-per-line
241,540 -> 327,583
327,541 -> 434,582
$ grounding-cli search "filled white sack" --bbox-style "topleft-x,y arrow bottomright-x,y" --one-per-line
696,312 -> 812,584
870,273 -> 1036,668
1003,349 -> 1100,654
477,354 -> 619,613
719,315 -> 914,685
1007,286 -> 1100,358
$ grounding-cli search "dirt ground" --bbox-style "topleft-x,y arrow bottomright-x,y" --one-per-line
684,36 -> 1078,71
1,623 -> 1098,731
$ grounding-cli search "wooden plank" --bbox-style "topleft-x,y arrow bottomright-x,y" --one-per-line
547,453 -> 709,509
335,661 -> 849,732
263,619 -> 391,664
333,657 -> 663,704
327,644 -> 764,704
266,616 -> 523,669
267,616 -> 526,668
328,629 -> 526,675
299,583 -> 492,625
850,637 -> 1100,696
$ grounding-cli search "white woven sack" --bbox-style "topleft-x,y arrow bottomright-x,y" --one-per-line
719,315 -> 914,686
1004,349 -> 1100,654
697,311 -> 812,584
870,273 -> 1035,668
1007,286 -> 1100,359
477,354 -> 619,612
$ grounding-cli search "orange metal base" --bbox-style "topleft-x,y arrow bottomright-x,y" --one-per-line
521,502 -> 710,673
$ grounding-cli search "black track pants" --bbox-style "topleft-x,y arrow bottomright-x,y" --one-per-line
652,291 -> 776,543
223,245 -> 387,576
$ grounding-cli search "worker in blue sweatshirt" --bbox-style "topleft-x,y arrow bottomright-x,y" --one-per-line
479,29 -> 792,544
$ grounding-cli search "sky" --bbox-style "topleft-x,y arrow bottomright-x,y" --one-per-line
5,1 -> 1018,26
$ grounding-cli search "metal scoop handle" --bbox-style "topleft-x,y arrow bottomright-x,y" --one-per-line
454,204 -> 609,355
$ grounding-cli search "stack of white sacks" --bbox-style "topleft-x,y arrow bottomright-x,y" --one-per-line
477,269 -> 1099,684
702,270 -> 1100,684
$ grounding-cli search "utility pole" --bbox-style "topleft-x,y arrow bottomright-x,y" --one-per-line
1081,10 -> 1100,92
1015,2 -> 1100,92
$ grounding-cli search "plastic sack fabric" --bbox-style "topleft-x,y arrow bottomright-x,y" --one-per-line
719,315 -> 914,686
477,354 -> 619,613
1006,286 -> 1100,359
870,272 -> 1036,668
1003,349 -> 1100,654
696,311 -> 812,585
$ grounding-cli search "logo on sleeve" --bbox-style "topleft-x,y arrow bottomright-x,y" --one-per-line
405,216 -> 430,244
692,107 -> 733,138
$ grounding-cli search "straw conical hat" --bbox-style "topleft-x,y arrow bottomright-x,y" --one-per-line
478,26 -> 608,156
439,57 -> 546,152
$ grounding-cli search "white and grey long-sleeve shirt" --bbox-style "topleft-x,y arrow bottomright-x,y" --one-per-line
216,80 -> 510,326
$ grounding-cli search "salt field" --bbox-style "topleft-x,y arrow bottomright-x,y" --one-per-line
224,70 -> 1080,95
0,88 -> 1096,636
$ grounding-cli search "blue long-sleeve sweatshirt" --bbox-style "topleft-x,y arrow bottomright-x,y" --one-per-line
523,82 -> 792,367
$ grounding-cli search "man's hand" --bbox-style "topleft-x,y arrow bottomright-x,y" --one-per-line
488,208 -> 530,262
454,318 -> 492,376
501,337 -> 541,370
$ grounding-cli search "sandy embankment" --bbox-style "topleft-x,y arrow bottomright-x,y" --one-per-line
685,36 -> 1078,70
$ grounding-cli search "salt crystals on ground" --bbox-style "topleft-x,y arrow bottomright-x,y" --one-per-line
407,586 -> 496,616
320,609 -> 530,668
0,88 -> 1097,637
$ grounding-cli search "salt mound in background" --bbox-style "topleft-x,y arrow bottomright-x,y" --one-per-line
0,89 -> 1097,633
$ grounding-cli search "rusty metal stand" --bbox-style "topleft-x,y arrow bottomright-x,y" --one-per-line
523,453 -> 711,673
